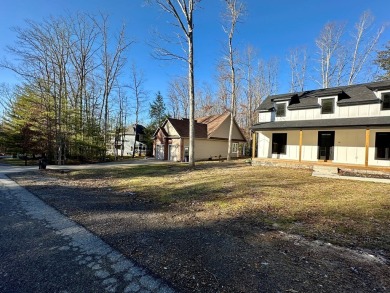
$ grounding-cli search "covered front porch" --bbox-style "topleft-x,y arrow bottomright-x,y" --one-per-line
251,127 -> 390,168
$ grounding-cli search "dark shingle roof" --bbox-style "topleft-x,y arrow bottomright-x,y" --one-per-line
251,116 -> 390,130
167,118 -> 208,138
257,80 -> 390,111
161,112 -> 246,141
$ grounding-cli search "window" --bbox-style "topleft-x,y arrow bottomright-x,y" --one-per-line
321,98 -> 335,114
272,133 -> 287,154
375,132 -> 390,160
382,93 -> 390,110
276,103 -> 286,117
232,143 -> 238,153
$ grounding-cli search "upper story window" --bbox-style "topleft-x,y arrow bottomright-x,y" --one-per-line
275,103 -> 286,117
321,98 -> 335,114
382,93 -> 390,110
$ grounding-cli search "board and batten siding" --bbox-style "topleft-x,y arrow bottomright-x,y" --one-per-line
256,128 -> 390,167
259,99 -> 388,123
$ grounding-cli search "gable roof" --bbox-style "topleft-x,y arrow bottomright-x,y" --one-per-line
125,124 -> 145,135
167,118 -> 208,138
196,111 -> 231,138
156,112 -> 246,141
257,80 -> 390,112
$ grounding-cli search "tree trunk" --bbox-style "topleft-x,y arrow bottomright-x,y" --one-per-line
188,24 -> 195,167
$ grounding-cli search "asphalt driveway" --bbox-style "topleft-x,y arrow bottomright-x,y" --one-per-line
0,171 -> 175,293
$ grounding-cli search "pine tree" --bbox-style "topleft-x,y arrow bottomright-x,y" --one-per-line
149,92 -> 168,130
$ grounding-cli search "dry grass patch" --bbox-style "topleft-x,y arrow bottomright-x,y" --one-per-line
62,162 -> 390,252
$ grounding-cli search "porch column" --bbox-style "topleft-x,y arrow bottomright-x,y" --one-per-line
299,130 -> 303,162
365,128 -> 370,167
252,132 -> 256,159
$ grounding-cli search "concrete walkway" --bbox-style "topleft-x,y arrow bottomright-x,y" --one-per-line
0,171 -> 175,293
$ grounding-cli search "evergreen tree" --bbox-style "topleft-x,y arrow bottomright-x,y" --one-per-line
2,86 -> 48,164
375,41 -> 390,80
149,92 -> 168,130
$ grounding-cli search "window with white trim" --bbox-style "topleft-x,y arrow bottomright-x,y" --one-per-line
276,103 -> 286,117
381,93 -> 390,110
232,142 -> 238,153
321,98 -> 335,114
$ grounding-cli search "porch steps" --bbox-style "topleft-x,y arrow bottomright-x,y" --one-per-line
312,165 -> 339,178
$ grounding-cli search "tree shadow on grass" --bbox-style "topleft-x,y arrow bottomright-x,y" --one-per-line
7,170 -> 390,293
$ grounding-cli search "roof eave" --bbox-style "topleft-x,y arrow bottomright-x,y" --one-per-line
337,99 -> 381,106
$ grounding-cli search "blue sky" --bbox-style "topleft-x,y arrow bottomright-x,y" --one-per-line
1,0 -> 389,106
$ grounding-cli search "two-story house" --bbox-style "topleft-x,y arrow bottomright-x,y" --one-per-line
251,80 -> 390,168
108,124 -> 148,157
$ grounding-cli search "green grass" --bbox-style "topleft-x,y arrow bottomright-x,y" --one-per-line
61,162 -> 390,251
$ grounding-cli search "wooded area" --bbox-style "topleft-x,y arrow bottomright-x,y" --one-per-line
0,2 -> 389,164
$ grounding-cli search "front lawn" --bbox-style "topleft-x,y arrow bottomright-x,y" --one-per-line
63,161 -> 390,252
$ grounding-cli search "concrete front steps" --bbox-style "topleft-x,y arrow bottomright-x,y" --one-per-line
312,165 -> 390,184
312,165 -> 339,178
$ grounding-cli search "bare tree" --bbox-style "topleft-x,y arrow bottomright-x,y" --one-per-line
287,47 -> 307,92
96,14 -> 131,160
168,76 -> 189,118
222,0 -> 245,161
149,0 -> 199,167
216,60 -> 230,111
195,82 -> 218,117
348,10 -> 384,85
315,22 -> 345,88
66,13 -> 100,145
255,58 -> 279,104
129,63 -> 148,158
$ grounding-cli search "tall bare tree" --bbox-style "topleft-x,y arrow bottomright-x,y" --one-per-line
223,0 -> 244,161
66,13 -> 100,147
149,0 -> 199,167
255,58 -> 279,105
1,13 -> 133,163
168,76 -> 189,119
348,10 -> 384,85
287,47 -> 307,92
240,45 -> 258,131
195,83 -> 218,117
315,22 -> 345,88
129,63 -> 148,158
96,14 -> 131,160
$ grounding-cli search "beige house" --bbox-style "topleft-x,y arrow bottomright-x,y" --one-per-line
154,112 -> 247,161
251,80 -> 390,168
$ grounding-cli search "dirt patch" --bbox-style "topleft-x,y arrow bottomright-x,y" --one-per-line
9,169 -> 390,293
339,169 -> 390,180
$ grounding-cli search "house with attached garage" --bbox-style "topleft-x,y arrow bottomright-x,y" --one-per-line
251,80 -> 390,168
154,112 -> 247,161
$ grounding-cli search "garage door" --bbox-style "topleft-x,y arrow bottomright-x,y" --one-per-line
168,144 -> 178,161
156,145 -> 164,160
